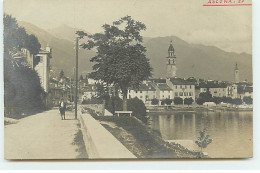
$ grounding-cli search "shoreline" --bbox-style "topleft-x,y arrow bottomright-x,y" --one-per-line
146,106 -> 253,113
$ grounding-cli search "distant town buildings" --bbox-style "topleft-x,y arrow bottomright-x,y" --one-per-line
78,41 -> 253,106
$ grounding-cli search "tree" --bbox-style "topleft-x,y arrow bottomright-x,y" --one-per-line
184,97 -> 193,106
59,70 -> 64,80
77,16 -> 152,111
199,91 -> 212,102
222,96 -> 232,104
164,98 -> 172,105
173,97 -> 183,105
212,97 -> 221,105
243,96 -> 253,105
151,98 -> 159,105
196,98 -> 204,105
232,98 -> 243,105
4,14 -> 45,117
195,128 -> 212,158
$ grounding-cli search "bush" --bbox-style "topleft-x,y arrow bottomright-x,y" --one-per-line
81,98 -> 103,104
127,97 -> 147,122
173,97 -> 183,105
151,98 -> 159,105
212,97 -> 222,105
196,98 -> 204,105
243,96 -> 253,105
184,98 -> 193,106
105,96 -> 123,114
232,98 -> 243,105
164,98 -> 172,105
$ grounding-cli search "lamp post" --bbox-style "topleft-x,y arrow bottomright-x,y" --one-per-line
74,37 -> 79,119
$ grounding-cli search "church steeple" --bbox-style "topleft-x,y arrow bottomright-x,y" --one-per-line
234,63 -> 239,83
166,40 -> 177,78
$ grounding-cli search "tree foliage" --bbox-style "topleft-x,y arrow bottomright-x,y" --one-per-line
195,128 -> 212,158
173,97 -> 183,105
243,96 -> 253,105
77,16 -> 152,110
184,97 -> 193,106
164,98 -> 172,105
4,14 -> 45,118
151,98 -> 159,105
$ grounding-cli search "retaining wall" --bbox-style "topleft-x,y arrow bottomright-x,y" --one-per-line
79,112 -> 136,159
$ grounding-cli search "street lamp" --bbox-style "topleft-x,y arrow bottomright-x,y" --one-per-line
74,36 -> 80,119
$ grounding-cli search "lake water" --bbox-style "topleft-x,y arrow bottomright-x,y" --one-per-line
148,110 -> 253,158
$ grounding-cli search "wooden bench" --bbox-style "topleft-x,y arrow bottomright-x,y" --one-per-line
114,111 -> 133,117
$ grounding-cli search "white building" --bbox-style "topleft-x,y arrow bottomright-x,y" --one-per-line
199,81 -> 228,98
81,84 -> 98,101
34,46 -> 52,92
127,82 -> 156,104
166,77 -> 196,101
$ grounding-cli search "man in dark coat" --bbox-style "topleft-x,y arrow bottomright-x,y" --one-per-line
59,98 -> 66,120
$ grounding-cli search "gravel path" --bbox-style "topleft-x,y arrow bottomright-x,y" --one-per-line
5,109 -> 83,160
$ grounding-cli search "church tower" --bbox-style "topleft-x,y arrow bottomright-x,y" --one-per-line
166,41 -> 177,78
234,63 -> 239,83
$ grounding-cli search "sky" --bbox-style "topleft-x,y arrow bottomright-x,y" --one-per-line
4,0 -> 252,54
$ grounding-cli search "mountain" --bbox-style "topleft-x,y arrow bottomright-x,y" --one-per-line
18,22 -> 252,82
144,36 -> 252,82
47,24 -> 90,42
18,21 -> 95,77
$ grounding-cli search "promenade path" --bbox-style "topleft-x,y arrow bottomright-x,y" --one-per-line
5,109 -> 86,159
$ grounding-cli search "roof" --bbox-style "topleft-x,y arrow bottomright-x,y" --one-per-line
157,83 -> 172,91
150,78 -> 166,84
129,83 -> 156,91
169,77 -> 196,85
199,81 -> 227,88
168,43 -> 174,52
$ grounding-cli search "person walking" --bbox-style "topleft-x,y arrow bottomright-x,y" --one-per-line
59,98 -> 67,120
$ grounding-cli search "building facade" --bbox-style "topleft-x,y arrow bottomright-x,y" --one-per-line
34,46 -> 52,92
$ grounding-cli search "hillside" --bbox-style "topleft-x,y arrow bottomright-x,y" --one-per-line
18,21 -> 95,77
18,22 -> 252,82
144,37 -> 252,82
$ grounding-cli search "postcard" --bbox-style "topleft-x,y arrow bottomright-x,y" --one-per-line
4,0 -> 252,159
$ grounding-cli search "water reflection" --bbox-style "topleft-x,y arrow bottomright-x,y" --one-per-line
149,111 -> 253,158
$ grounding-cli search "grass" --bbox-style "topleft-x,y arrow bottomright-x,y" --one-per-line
87,109 -> 201,158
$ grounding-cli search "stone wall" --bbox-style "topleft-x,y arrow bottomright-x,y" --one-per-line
79,112 -> 136,159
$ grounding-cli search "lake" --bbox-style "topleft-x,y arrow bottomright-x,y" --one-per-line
148,110 -> 253,158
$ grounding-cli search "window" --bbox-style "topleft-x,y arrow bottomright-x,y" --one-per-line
185,85 -> 187,89
184,92 -> 188,96
136,91 -> 138,93
175,92 -> 178,97
140,91 -> 142,93
189,92 -> 193,96
175,86 -> 177,89
179,92 -> 183,96
190,85 -> 192,89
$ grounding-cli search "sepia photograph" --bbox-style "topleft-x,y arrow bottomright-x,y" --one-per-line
3,0 -> 252,159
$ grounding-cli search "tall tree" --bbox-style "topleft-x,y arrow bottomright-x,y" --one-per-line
77,16 -> 152,110
4,14 -> 45,117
